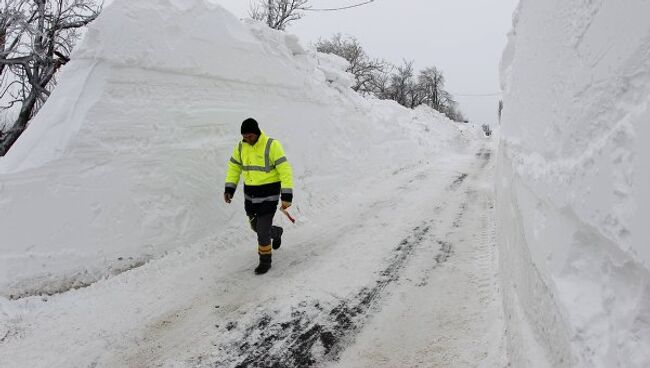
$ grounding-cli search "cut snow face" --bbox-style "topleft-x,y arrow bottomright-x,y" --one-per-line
0,0 -> 469,299
498,0 -> 650,366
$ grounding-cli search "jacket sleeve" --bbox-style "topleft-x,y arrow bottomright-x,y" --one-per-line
271,140 -> 293,203
224,142 -> 243,195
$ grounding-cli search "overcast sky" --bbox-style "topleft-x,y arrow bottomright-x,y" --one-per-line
214,0 -> 519,125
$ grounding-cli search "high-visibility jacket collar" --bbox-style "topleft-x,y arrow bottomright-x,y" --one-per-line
242,131 -> 267,147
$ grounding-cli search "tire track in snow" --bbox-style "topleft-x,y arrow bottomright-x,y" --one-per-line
200,169 -> 476,368
113,159 -> 450,368
212,225 -> 433,367
328,145 -> 506,367
118,151 -> 485,368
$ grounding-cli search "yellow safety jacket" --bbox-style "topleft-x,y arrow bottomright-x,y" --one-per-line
224,132 -> 293,203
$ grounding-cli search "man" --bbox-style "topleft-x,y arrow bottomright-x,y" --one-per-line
224,118 -> 293,274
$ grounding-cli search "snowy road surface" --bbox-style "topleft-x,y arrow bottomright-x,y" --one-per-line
0,141 -> 505,367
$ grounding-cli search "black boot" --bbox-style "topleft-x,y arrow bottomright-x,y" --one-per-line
254,262 -> 271,274
272,226 -> 284,250
255,253 -> 272,275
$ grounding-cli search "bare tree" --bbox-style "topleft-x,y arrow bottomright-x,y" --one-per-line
249,0 -> 309,30
0,0 -> 101,156
315,34 -> 467,122
315,34 -> 388,95
414,66 -> 465,122
387,60 -> 416,107
417,67 -> 445,111
368,65 -> 393,98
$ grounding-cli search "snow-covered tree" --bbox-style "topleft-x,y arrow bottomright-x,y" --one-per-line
0,0 -> 102,156
318,33 -> 468,122
315,33 -> 388,95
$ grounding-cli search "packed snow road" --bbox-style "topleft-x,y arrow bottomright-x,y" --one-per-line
0,140 -> 505,368
121,140 -> 505,367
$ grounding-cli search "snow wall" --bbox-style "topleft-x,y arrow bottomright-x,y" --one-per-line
498,1 -> 650,367
0,0 -> 471,298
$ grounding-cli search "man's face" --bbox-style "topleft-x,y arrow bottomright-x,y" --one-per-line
242,133 -> 259,145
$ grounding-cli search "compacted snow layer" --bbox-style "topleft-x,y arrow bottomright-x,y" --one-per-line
498,0 -> 650,366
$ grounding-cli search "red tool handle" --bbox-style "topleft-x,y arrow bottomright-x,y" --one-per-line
280,207 -> 296,223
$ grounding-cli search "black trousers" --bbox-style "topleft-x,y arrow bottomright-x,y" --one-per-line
249,212 -> 282,246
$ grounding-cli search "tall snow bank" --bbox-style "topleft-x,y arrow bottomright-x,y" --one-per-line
0,0 -> 466,297
498,0 -> 650,366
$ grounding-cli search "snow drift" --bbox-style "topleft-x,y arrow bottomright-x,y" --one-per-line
498,0 -> 650,366
0,0 -> 468,298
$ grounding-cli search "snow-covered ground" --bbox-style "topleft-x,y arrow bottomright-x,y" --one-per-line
498,0 -> 650,366
6,0 -> 646,366
0,0 -> 503,367
0,141 -> 503,368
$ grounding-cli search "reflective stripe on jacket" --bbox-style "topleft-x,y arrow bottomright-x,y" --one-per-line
224,132 -> 293,202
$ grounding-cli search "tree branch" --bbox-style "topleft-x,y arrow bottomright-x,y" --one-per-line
0,54 -> 32,65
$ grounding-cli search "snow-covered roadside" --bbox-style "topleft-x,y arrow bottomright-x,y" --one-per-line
0,138 -> 501,368
498,0 -> 650,366
0,0 -> 469,298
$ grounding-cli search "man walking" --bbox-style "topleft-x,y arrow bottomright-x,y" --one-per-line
224,118 -> 294,274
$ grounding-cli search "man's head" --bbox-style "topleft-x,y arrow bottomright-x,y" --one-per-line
241,118 -> 261,145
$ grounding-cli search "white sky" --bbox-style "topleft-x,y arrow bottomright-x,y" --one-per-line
214,0 -> 519,125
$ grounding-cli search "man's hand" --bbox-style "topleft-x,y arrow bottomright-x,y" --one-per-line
281,201 -> 291,210
224,193 -> 232,203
